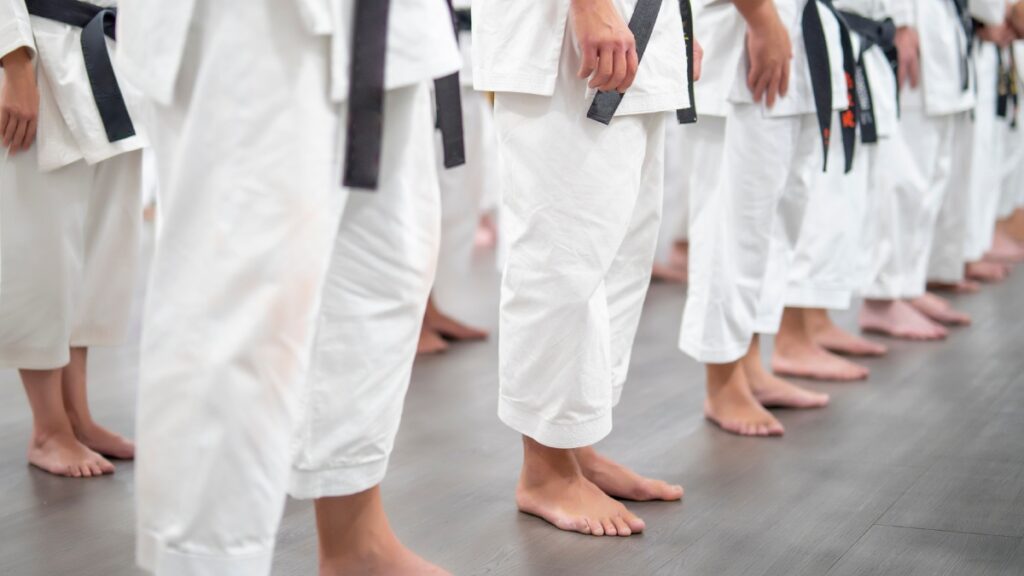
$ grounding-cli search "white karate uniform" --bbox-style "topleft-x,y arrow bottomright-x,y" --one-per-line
965,38 -> 1014,262
680,0 -> 847,364
433,1 -> 500,310
475,0 -> 687,448
923,0 -> 1004,283
786,0 -> 899,309
0,0 -> 144,369
998,41 -> 1024,218
863,0 -> 989,296
117,1 -> 459,575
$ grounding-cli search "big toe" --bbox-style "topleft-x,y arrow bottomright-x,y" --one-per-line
641,479 -> 683,501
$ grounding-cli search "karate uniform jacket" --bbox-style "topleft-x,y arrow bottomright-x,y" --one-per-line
0,0 -> 146,171
471,0 -> 691,116
892,0 -> 1004,116
115,0 -> 461,106
695,0 -> 848,118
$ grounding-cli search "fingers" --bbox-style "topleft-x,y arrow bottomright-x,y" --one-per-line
779,59 -> 790,98
765,68 -> 782,108
2,114 -> 17,149
22,118 -> 36,152
620,46 -> 639,92
578,44 -> 599,80
909,57 -> 920,89
693,40 -> 704,82
608,47 -> 628,92
589,45 -> 615,90
750,67 -> 770,104
11,118 -> 27,152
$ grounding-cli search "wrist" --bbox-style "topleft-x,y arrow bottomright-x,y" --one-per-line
1,47 -> 33,72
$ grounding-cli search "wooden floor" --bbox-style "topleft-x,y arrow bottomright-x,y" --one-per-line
1,242 -> 1023,576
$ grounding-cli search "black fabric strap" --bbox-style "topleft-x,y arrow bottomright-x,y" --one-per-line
587,0 -> 697,125
803,0 -> 858,173
951,0 -> 974,92
454,8 -> 472,33
343,0 -> 391,190
25,0 -> 135,142
838,12 -> 898,143
433,0 -> 467,170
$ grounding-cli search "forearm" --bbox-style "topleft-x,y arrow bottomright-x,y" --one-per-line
733,0 -> 779,29
1,46 -> 32,69
1012,3 -> 1024,36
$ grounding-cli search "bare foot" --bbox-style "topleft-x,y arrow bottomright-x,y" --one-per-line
967,260 -> 1010,283
423,300 -> 488,341
704,363 -> 785,437
651,262 -> 687,283
28,431 -> 114,478
807,316 -> 888,357
928,279 -> 983,293
575,447 -> 683,502
73,422 -> 135,460
517,440 -> 645,537
771,342 -> 869,382
859,299 -> 948,341
910,293 -> 971,326
417,328 -> 449,355
986,230 -> 1024,264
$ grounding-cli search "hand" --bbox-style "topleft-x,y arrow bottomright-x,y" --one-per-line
0,48 -> 39,154
893,26 -> 921,89
742,3 -> 792,108
571,0 -> 639,92
693,37 -> 703,82
1011,3 -> 1024,37
977,23 -> 1016,48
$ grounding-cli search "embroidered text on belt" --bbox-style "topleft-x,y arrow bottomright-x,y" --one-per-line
803,0 -> 859,173
24,0 -> 135,143
838,11 -> 898,143
587,0 -> 698,126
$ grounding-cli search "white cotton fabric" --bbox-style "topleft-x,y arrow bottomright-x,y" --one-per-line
0,146 -> 141,369
472,0 -> 690,116
129,1 -> 446,575
964,41 -> 1013,262
0,0 -> 147,170
680,106 -> 820,363
115,0 -> 461,105
494,28 -> 666,449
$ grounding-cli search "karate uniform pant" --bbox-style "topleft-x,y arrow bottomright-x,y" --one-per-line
964,44 -> 1009,262
656,119 -> 694,263
134,3 -> 440,575
1000,115 -> 1024,218
786,114 -> 873,310
0,148 -> 141,369
680,106 -> 817,364
433,87 -> 498,310
494,45 -> 666,450
863,107 -> 971,298
924,111 -> 974,285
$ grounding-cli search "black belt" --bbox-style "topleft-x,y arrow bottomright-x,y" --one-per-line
996,46 -> 1019,128
343,0 -> 465,190
951,0 -> 974,92
435,0 -> 466,169
587,0 -> 698,126
24,0 -> 135,143
454,8 -> 472,33
803,0 -> 858,173
838,12 -> 898,143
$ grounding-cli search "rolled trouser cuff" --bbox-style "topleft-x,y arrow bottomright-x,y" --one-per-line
137,530 -> 274,576
499,396 -> 612,449
288,458 -> 389,500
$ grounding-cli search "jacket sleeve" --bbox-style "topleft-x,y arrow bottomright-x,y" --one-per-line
969,0 -> 1007,26
0,0 -> 35,63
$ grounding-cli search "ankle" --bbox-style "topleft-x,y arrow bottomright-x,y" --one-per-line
30,425 -> 74,447
520,439 -> 582,487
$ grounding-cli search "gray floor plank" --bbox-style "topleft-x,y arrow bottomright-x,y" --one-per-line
825,525 -> 1021,576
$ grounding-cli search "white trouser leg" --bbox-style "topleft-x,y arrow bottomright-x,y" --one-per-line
494,33 -> 666,449
927,113 -> 973,284
433,87 -> 498,310
70,151 -> 143,346
289,83 -> 440,499
786,114 -> 870,311
135,2 -> 344,574
964,44 -> 1007,262
0,149 -> 87,369
657,119 -> 693,263
0,146 -> 140,369
680,106 -> 815,362
1000,110 -> 1024,216
861,106 -> 953,299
